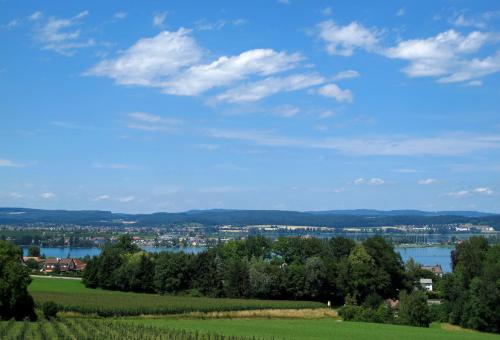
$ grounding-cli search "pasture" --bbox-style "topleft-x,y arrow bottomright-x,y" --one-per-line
29,277 -> 324,316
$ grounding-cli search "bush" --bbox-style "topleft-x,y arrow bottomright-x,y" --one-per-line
339,303 -> 394,324
398,290 -> 431,327
42,301 -> 59,319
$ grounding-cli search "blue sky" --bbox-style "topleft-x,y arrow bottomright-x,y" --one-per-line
1,0 -> 500,213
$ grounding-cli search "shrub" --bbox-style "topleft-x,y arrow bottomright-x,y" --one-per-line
398,290 -> 431,327
339,303 -> 394,324
42,301 -> 59,319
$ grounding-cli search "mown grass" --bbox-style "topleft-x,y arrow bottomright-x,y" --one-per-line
29,277 -> 324,316
122,318 -> 500,340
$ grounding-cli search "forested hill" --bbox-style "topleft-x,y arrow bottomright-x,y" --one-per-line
1,207 -> 499,229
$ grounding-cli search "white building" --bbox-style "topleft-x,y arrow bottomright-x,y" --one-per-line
420,278 -> 433,292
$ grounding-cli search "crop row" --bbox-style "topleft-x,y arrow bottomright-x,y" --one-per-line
32,291 -> 323,316
0,318 -> 272,340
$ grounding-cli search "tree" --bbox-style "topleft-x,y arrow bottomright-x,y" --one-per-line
0,240 -> 37,320
27,245 -> 41,257
42,301 -> 59,319
398,290 -> 431,327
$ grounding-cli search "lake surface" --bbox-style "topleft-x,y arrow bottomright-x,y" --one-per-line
23,245 -> 453,272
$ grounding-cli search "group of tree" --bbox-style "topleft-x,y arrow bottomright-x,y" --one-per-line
439,237 -> 500,333
83,235 -> 409,305
0,240 -> 36,320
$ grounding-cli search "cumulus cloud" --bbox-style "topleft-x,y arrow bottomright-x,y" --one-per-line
164,49 -> 303,96
86,30 -> 311,102
385,30 -> 500,83
126,112 -> 182,132
86,29 -> 202,86
215,73 -> 324,103
33,11 -> 94,55
418,178 -> 438,185
153,11 -> 167,28
317,20 -> 379,56
316,83 -> 353,102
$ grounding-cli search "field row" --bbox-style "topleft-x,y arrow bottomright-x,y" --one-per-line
30,278 -> 323,316
0,318 -> 268,340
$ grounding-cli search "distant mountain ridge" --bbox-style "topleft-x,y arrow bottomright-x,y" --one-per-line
0,207 -> 499,230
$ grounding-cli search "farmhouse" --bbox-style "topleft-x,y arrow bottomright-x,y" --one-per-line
420,278 -> 433,291
41,258 -> 86,273
422,264 -> 443,277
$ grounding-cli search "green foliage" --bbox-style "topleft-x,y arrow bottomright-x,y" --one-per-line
0,240 -> 36,321
441,238 -> 500,333
398,290 -> 431,327
41,301 -> 59,319
27,245 -> 40,257
339,303 -> 393,324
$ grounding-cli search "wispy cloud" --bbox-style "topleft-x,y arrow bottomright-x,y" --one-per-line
207,129 -> 500,156
418,178 -> 438,185
194,18 -> 246,31
332,70 -> 360,81
113,12 -> 128,20
473,187 -> 493,195
40,192 -> 55,199
353,178 -> 385,185
118,195 -> 136,203
0,158 -> 29,167
32,11 -> 94,55
153,11 -> 167,28
126,112 -> 182,132
92,162 -> 132,169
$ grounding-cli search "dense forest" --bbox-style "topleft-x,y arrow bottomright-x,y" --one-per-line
1,207 -> 500,229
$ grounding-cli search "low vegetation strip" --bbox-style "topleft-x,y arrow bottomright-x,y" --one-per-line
29,277 -> 323,316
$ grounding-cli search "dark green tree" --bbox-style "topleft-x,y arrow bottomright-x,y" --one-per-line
27,245 -> 41,257
398,290 -> 431,327
0,240 -> 37,320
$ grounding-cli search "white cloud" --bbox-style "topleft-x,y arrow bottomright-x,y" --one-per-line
473,187 -> 493,195
317,20 -> 379,56
195,143 -> 220,151
153,11 -> 167,28
8,192 -> 23,199
274,105 -> 300,118
316,83 -> 353,102
216,73 -> 324,103
418,178 -> 438,185
208,129 -> 500,156
0,158 -> 26,167
318,110 -> 337,119
93,194 -> 111,201
332,70 -> 360,81
277,0 -> 290,5
86,29 -> 202,86
127,112 -> 182,132
4,19 -> 20,29
29,11 -> 43,21
446,190 -> 469,197
194,18 -> 246,31
385,30 -> 500,83
40,192 -> 55,199
114,12 -> 128,20
33,11 -> 94,55
118,196 -> 136,203
396,8 -> 405,17
353,178 -> 385,185
164,49 -> 303,96
466,80 -> 483,87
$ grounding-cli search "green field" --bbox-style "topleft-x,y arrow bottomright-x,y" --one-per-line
29,277 -> 323,316
122,318 -> 499,340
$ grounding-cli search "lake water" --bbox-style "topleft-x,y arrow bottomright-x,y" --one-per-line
23,245 -> 453,272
